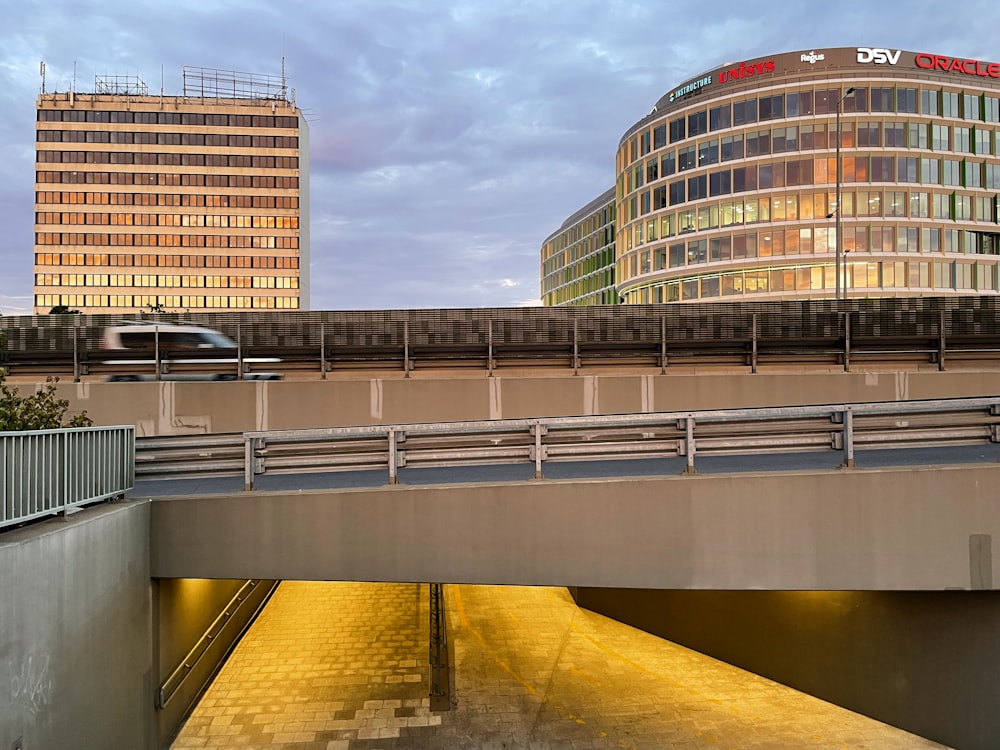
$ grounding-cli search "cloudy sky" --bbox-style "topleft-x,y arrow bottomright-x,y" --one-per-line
1,0 -> 998,315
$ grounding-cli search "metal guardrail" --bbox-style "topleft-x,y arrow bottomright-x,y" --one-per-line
1,425 -> 135,529
132,398 -> 1000,490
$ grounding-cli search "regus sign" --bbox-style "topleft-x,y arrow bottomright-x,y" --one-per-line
857,47 -> 901,65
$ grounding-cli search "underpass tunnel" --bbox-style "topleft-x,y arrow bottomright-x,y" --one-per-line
160,580 -> 979,749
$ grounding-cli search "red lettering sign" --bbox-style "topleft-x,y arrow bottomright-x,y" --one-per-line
915,52 -> 1000,79
718,59 -> 775,84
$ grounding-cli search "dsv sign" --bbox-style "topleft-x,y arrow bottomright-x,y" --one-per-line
857,47 -> 901,65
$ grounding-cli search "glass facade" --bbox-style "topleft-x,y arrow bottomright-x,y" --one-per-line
540,188 -> 616,306
543,47 -> 1000,305
33,93 -> 309,313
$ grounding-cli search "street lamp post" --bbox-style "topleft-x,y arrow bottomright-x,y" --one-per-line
827,86 -> 855,301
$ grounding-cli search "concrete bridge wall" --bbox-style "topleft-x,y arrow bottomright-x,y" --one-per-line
42,369 -> 1000,435
150,464 -> 999,592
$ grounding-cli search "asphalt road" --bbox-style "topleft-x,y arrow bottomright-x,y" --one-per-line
130,443 -> 1000,498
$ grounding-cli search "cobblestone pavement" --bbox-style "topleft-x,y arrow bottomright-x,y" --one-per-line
169,582 -> 949,749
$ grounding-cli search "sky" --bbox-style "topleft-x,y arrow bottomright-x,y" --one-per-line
1,0 -> 999,315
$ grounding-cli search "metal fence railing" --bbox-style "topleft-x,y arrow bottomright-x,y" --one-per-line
6,298 -> 1000,379
1,425 -> 135,530
132,397 -> 1000,490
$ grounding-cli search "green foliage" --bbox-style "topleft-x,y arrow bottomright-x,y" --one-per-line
48,305 -> 81,314
0,373 -> 93,431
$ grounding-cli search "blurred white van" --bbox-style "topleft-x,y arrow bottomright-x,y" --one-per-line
101,322 -> 281,381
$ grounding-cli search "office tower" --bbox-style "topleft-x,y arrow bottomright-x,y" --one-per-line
544,47 -> 1000,305
34,67 -> 309,313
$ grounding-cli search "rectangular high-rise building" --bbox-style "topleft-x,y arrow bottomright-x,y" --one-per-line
33,69 -> 309,314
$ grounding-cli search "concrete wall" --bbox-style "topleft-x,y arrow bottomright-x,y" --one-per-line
150,464 -> 1000,591
41,369 -> 1000,435
154,578 -> 276,748
0,501 -> 273,750
0,503 -> 154,750
569,588 -> 1000,750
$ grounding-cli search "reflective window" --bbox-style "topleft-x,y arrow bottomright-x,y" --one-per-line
710,104 -> 731,131
985,97 -> 1000,123
746,130 -> 771,157
963,94 -> 981,121
942,160 -> 962,186
954,127 -> 971,152
922,227 -> 940,251
974,128 -> 992,155
759,95 -> 784,121
786,91 -> 813,117
710,236 -> 732,261
662,150 -> 676,176
688,110 -> 708,137
698,139 -> 719,166
898,157 -> 919,183
732,165 -> 757,192
986,163 -> 1000,189
653,124 -> 667,149
732,98 -> 758,125
884,191 -> 906,218
885,122 -> 906,147
921,89 -> 939,116
709,170 -> 732,196
669,243 -> 685,267
669,117 -> 685,144
678,145 -> 696,171
871,157 -> 894,182
870,88 -> 893,112
669,180 -> 685,205
687,239 -> 707,264
965,161 -> 982,189
857,122 -> 881,147
942,91 -> 959,117
773,126 -> 798,153
932,124 -> 950,151
956,194 -> 972,220
786,159 -> 813,186
897,88 -> 918,113
909,123 -> 929,149
721,134 -> 744,161
687,174 -> 708,201
758,163 -> 784,189
843,87 -> 868,113
814,89 -> 840,114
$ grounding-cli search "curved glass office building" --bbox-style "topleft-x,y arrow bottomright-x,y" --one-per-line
544,47 -> 1000,304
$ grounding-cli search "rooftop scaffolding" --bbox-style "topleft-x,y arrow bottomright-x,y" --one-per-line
182,65 -> 289,101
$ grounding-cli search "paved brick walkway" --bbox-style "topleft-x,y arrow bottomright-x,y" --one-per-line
169,582 -> 949,749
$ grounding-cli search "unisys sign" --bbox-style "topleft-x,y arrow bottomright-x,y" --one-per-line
718,58 -> 775,84
915,52 -> 1000,78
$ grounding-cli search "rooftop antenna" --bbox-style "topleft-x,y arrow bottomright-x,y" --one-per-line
39,60 -> 46,94
281,33 -> 288,100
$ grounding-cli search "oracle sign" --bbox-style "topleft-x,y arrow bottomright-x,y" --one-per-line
915,52 -> 1000,78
